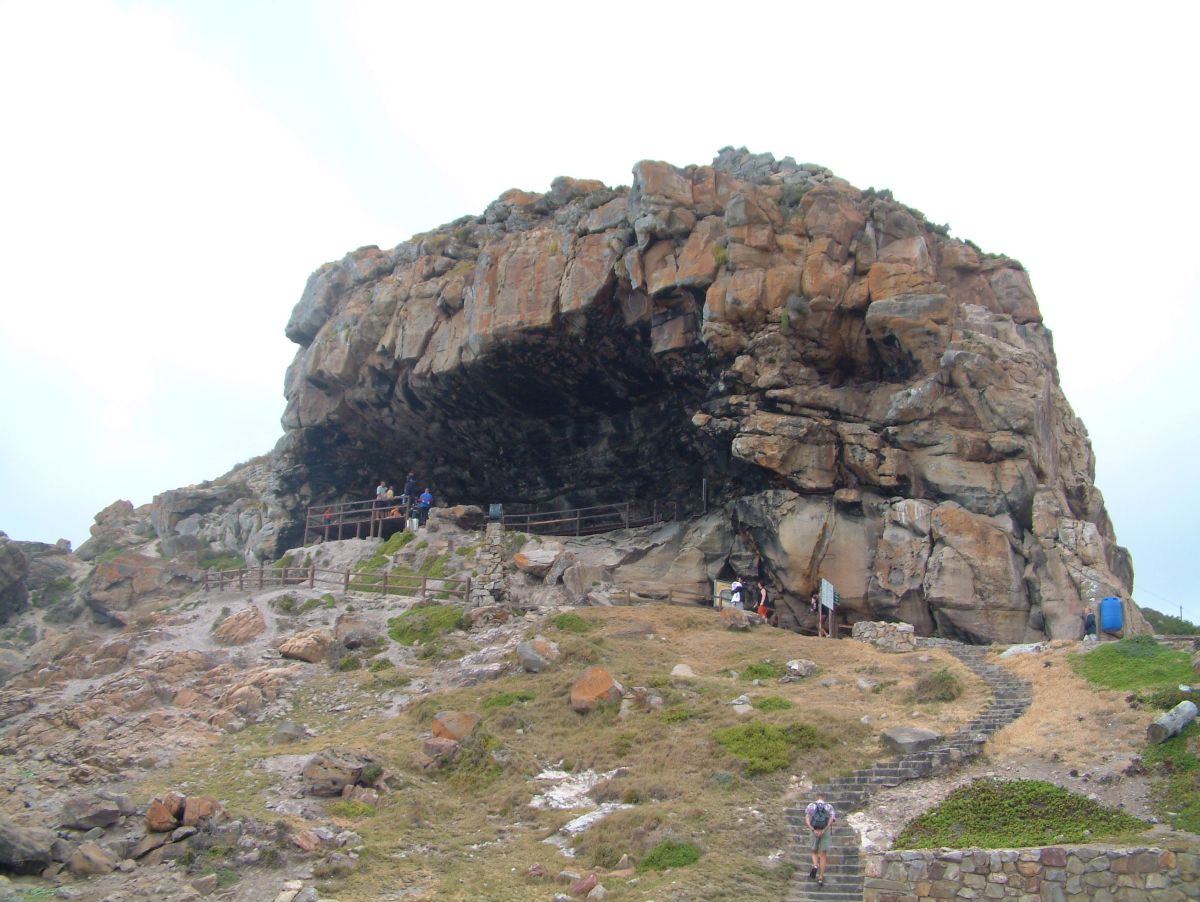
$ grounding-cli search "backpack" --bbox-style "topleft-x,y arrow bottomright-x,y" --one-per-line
810,802 -> 831,829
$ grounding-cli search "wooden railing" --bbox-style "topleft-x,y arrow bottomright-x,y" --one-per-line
302,498 -> 415,545
202,565 -> 469,602
502,500 -> 677,537
609,583 -> 710,606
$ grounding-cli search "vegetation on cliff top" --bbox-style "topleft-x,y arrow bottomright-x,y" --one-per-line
1069,635 -> 1194,690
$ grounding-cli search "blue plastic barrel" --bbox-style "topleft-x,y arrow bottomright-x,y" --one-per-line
1099,596 -> 1124,632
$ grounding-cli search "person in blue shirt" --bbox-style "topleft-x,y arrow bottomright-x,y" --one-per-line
416,488 -> 434,526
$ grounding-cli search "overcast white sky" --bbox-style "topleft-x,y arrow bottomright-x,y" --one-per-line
1,1 -> 1197,623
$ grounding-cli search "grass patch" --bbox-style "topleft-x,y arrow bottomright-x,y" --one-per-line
740,660 -> 787,681
911,668 -> 963,703
751,696 -> 794,712
31,575 -> 74,608
552,612 -> 593,634
713,722 -> 829,775
330,800 -> 377,818
368,657 -> 394,672
481,690 -> 535,710
1143,721 -> 1200,833
894,778 -> 1145,848
338,655 -> 362,672
1071,635 -> 1194,690
662,707 -> 703,724
639,839 -> 702,871
387,604 -> 466,645
198,552 -> 247,572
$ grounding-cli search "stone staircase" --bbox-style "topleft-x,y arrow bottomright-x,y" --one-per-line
782,639 -> 1033,902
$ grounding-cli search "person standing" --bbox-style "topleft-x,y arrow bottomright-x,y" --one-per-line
1083,607 -> 1097,640
402,472 -> 418,504
757,579 -> 775,625
728,580 -> 746,610
805,792 -> 836,886
417,487 -> 434,527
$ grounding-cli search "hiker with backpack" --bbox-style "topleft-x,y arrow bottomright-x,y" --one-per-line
729,579 -> 747,610
805,791 -> 836,886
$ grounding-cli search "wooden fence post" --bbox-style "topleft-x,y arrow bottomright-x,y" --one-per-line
343,569 -> 350,591
257,568 -> 264,590
382,570 -> 388,596
421,577 -> 427,601
623,503 -> 630,529
238,570 -> 244,591
464,576 -> 471,603
309,564 -> 315,588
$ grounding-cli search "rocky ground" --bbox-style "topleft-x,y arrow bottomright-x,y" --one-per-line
0,518 -> 1195,901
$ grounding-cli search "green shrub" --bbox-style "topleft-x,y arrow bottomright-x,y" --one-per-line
638,839 -> 702,871
1071,636 -> 1194,690
274,595 -> 298,614
31,576 -> 74,608
320,594 -> 337,608
552,613 -> 593,634
387,604 -> 467,645
740,661 -> 787,681
329,800 -> 376,818
712,245 -> 728,268
368,657 -> 395,672
751,696 -> 794,711
713,722 -> 828,775
911,668 -> 963,703
482,690 -> 535,710
1135,687 -> 1196,711
662,707 -> 702,724
894,778 -> 1144,848
198,553 -> 247,572
337,655 -> 362,672
1143,722 -> 1200,833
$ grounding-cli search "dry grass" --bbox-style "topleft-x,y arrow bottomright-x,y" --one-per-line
140,605 -> 993,901
985,641 -> 1145,771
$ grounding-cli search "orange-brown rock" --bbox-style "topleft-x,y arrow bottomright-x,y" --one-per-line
431,711 -> 480,741
279,629 -> 333,663
212,606 -> 266,644
145,798 -> 180,833
274,147 -> 1139,646
181,795 -> 223,827
569,666 -> 624,713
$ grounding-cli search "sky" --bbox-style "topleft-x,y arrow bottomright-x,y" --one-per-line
1,1 -> 1197,623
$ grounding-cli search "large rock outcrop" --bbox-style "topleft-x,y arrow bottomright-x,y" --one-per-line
265,148 -> 1136,643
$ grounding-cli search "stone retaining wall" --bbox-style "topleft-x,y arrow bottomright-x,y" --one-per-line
864,843 -> 1200,901
852,621 -> 917,653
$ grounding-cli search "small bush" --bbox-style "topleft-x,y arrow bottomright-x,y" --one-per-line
482,690 -> 535,710
387,604 -> 467,645
713,722 -> 829,775
337,655 -> 362,672
751,696 -> 794,711
662,707 -> 702,724
1135,687 -> 1195,711
740,661 -> 787,681
274,595 -> 298,614
372,671 -> 410,689
638,839 -> 702,871
368,657 -> 395,672
320,594 -> 337,608
911,668 -> 963,703
329,800 -> 376,818
895,778 -> 1144,848
552,613 -> 593,634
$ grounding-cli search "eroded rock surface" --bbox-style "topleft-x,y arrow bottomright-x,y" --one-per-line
272,148 -> 1137,643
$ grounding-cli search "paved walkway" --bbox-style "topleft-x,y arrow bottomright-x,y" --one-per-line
783,639 -> 1033,902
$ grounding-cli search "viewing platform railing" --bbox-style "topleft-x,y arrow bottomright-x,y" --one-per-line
501,500 -> 677,537
202,564 -> 469,602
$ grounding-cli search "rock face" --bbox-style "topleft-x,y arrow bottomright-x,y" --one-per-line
0,532 -> 29,625
258,148 -> 1134,644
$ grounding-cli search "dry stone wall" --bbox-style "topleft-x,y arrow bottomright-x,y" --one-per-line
865,844 -> 1200,901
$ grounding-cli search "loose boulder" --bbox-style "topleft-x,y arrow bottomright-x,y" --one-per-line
67,840 -> 118,876
569,666 -> 624,713
517,635 -> 560,673
301,748 -> 381,797
60,793 -> 133,830
181,795 -> 223,827
431,711 -> 480,742
881,726 -> 942,754
279,629 -> 334,663
0,819 -> 56,874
